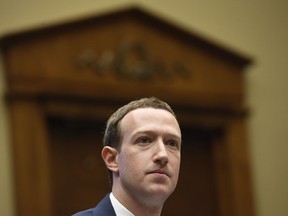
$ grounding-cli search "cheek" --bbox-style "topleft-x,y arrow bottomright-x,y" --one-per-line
173,157 -> 181,183
171,153 -> 181,172
118,152 -> 139,172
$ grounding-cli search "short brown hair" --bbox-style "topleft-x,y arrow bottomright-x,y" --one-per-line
103,97 -> 176,149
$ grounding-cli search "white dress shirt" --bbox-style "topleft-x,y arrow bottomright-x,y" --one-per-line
110,193 -> 135,216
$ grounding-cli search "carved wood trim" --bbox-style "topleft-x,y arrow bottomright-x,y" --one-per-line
1,6 -> 255,216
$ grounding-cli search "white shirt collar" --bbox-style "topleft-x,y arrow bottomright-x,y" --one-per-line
110,193 -> 135,216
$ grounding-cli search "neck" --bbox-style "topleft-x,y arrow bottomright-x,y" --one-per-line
112,186 -> 164,216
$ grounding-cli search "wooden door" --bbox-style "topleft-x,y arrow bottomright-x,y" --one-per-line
48,115 -> 221,216
163,127 -> 220,216
1,7 -> 254,216
47,117 -> 110,216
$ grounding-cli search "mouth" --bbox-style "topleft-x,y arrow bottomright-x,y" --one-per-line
148,169 -> 170,177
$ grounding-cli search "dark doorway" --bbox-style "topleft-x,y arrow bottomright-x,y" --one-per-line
163,127 -> 219,215
48,117 -> 110,216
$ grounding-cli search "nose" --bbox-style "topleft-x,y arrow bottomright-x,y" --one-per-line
153,140 -> 169,166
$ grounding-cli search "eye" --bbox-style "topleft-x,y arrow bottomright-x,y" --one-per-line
136,136 -> 152,144
166,139 -> 180,149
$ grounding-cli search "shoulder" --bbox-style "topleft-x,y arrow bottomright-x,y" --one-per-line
72,208 -> 94,216
72,194 -> 116,216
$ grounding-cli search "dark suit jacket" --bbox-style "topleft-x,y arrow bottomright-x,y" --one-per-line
73,194 -> 116,216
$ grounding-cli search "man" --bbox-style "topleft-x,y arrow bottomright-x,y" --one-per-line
73,97 -> 182,216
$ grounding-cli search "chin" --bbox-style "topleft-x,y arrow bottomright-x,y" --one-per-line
147,187 -> 173,201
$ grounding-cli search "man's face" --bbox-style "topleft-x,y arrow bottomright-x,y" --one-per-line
116,108 -> 181,205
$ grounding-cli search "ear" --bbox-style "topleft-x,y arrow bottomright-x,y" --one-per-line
101,146 -> 119,173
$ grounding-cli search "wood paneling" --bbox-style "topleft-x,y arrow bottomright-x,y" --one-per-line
1,6 -> 255,216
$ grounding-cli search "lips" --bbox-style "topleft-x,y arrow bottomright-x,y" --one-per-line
147,169 -> 170,177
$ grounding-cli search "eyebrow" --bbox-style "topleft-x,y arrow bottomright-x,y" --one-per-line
132,129 -> 181,142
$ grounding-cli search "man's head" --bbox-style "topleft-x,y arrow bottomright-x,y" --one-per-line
101,97 -> 181,206
103,97 -> 177,151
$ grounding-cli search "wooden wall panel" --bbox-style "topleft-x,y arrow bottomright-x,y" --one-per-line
1,7 -> 255,216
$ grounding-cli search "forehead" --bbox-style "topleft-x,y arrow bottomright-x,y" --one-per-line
120,108 -> 181,135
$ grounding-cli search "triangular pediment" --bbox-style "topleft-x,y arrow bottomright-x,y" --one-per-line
1,6 -> 251,109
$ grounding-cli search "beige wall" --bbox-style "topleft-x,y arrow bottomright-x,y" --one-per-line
1,1 -> 288,216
